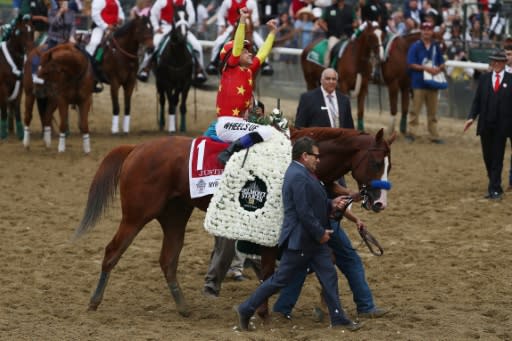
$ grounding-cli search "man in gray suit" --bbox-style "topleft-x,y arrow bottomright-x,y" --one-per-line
295,68 -> 354,129
234,137 -> 362,332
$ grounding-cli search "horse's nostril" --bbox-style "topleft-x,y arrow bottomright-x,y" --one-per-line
372,202 -> 383,212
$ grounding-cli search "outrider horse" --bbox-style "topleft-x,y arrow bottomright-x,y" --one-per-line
95,15 -> 153,134
0,14 -> 34,140
154,8 -> 193,133
29,43 -> 94,153
74,127 -> 395,319
301,21 -> 384,131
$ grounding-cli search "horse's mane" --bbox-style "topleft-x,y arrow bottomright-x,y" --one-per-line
291,127 -> 366,144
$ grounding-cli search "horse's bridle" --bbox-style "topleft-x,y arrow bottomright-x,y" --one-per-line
351,146 -> 389,186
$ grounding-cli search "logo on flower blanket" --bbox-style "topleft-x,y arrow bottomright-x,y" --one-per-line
239,176 -> 268,211
204,128 -> 292,247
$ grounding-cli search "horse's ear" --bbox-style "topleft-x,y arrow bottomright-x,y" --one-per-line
387,131 -> 397,146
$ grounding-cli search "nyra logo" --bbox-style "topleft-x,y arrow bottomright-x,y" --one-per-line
238,177 -> 268,212
196,179 -> 206,193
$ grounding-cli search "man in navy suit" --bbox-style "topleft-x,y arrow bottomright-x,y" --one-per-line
464,49 -> 512,200
295,68 -> 354,129
234,137 -> 362,332
274,67 -> 388,321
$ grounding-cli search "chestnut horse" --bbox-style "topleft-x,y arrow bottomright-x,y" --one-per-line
74,127 -> 394,319
28,43 -> 94,153
381,31 -> 446,135
301,21 -> 384,132
96,15 -> 153,134
0,14 -> 34,140
154,8 -> 193,133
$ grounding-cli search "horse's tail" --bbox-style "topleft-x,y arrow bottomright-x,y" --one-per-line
73,145 -> 135,240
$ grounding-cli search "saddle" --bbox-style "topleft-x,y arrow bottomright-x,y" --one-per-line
306,38 -> 349,68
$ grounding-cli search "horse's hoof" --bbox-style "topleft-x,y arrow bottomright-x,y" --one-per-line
177,308 -> 190,317
87,304 -> 98,311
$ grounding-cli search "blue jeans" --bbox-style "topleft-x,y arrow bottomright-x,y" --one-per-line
273,220 -> 375,314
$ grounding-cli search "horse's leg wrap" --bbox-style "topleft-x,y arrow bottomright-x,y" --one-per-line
0,119 -> 7,139
88,271 -> 110,311
167,114 -> 176,133
83,134 -> 90,154
58,133 -> 66,153
43,126 -> 51,148
15,119 -> 24,141
23,126 -> 30,148
399,113 -> 408,134
357,118 -> 364,132
168,282 -> 190,317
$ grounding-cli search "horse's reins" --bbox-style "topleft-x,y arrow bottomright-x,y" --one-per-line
111,36 -> 138,60
0,41 -> 22,101
356,185 -> 384,256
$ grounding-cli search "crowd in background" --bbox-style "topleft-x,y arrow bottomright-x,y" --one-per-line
1,0 -> 511,71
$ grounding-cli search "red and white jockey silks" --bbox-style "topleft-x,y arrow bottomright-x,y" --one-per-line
150,0 -> 194,29
86,0 -> 124,56
216,0 -> 259,28
139,0 -> 204,72
91,0 -> 124,30
209,0 -> 262,63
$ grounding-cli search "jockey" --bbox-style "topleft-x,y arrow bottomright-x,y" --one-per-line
137,0 -> 207,84
215,8 -> 277,165
206,0 -> 273,76
85,0 -> 124,58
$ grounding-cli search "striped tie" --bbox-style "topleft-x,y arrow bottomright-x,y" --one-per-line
327,94 -> 338,128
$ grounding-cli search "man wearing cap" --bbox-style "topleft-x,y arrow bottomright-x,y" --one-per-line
463,49 -> 512,200
202,9 -> 277,298
405,21 -> 446,144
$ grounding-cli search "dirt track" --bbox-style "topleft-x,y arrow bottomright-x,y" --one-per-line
1,81 -> 511,340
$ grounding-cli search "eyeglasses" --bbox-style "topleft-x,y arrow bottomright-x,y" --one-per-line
307,152 -> 321,160
323,77 -> 337,81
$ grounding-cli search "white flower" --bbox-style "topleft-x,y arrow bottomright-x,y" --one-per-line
204,128 -> 291,246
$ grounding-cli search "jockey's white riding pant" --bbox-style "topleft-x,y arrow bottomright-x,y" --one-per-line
215,116 -> 273,143
210,25 -> 264,62
151,24 -> 204,68
86,27 -> 105,56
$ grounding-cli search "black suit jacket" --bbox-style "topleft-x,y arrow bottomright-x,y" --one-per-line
468,71 -> 512,138
295,88 -> 354,129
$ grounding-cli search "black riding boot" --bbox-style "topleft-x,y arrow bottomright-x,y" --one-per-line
218,132 -> 264,165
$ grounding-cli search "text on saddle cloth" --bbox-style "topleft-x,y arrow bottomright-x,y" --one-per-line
189,137 -> 228,199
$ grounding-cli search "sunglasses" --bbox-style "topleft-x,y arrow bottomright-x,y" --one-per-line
307,152 -> 321,160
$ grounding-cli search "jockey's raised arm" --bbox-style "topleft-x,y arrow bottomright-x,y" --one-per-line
254,18 -> 276,67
